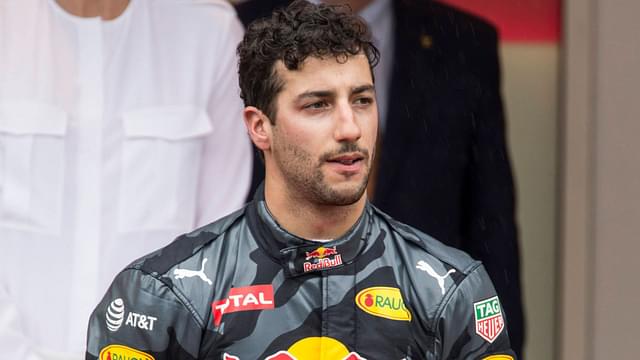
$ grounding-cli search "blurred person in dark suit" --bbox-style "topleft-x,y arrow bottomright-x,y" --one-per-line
235,0 -> 524,356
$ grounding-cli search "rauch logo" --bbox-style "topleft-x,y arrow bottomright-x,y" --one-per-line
99,344 -> 154,360
355,287 -> 411,321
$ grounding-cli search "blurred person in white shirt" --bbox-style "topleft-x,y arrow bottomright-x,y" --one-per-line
0,0 -> 252,358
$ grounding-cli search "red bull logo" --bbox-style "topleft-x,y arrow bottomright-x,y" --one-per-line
303,246 -> 343,272
305,246 -> 338,260
223,337 -> 367,360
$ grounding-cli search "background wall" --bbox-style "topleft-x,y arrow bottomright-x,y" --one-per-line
560,0 -> 640,358
501,43 -> 558,360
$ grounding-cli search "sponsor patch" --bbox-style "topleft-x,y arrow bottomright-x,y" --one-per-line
269,337 -> 366,360
474,296 -> 505,343
99,344 -> 154,360
106,298 -> 158,332
106,298 -> 125,332
303,246 -> 343,272
173,258 -> 212,285
415,260 -> 456,295
355,287 -> 411,321
212,285 -> 274,326
482,355 -> 514,360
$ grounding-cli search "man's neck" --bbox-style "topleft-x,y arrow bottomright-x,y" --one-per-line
264,178 -> 368,240
55,0 -> 129,20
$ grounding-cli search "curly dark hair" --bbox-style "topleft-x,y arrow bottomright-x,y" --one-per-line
237,0 -> 380,122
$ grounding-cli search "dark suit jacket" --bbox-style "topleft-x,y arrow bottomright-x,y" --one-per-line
235,0 -> 524,356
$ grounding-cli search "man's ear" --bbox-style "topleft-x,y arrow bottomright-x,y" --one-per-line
243,106 -> 272,151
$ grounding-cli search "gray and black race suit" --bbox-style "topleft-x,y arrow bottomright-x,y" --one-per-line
86,191 -> 516,360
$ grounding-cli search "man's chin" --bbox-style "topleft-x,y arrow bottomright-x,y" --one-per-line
316,182 -> 368,206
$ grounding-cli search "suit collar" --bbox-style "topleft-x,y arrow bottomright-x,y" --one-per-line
247,184 -> 372,277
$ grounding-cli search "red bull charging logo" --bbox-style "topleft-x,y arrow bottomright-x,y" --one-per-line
223,337 -> 366,360
303,246 -> 342,272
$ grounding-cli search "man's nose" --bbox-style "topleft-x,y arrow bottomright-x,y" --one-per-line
333,102 -> 361,142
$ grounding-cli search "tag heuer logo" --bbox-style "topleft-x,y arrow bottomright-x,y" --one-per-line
474,296 -> 505,343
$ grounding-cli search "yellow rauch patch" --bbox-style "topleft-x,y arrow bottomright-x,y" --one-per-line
99,344 -> 155,360
482,355 -> 514,360
355,287 -> 411,321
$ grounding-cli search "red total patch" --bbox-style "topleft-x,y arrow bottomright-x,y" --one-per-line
212,285 -> 274,326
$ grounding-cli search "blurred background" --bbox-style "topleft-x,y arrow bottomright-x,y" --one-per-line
440,0 -> 560,358
430,0 -> 640,359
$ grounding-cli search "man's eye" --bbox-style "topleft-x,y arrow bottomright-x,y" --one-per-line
304,101 -> 327,109
354,97 -> 373,105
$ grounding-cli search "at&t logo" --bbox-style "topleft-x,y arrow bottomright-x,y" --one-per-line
106,298 -> 158,332
106,298 -> 125,331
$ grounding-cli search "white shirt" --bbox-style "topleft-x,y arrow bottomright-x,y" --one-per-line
0,0 -> 252,358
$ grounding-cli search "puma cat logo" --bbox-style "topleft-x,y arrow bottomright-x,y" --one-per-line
416,260 -> 456,295
174,258 -> 212,285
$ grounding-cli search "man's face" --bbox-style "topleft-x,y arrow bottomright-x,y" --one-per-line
268,54 -> 378,206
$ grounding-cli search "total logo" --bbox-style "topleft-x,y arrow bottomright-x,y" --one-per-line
106,298 -> 158,332
223,337 -> 367,360
303,246 -> 343,272
211,285 -> 275,326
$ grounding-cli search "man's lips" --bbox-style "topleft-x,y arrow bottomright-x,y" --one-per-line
326,153 -> 365,165
325,152 -> 366,175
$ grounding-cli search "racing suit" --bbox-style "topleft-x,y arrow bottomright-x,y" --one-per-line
86,190 -> 516,359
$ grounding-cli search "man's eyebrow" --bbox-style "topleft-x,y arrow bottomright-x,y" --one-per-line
295,85 -> 375,100
352,84 -> 375,95
296,90 -> 335,100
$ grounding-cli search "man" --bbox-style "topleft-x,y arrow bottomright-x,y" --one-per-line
235,0 -> 525,356
0,0 -> 251,358
86,1 -> 515,359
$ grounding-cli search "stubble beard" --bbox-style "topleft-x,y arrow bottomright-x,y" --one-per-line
275,142 -> 370,206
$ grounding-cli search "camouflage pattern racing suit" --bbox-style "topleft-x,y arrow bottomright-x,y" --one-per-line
86,191 -> 516,360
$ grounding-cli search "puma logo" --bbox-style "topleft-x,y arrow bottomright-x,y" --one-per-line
174,258 -> 212,285
416,260 -> 456,295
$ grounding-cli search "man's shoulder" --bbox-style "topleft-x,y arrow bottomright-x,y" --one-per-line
92,207 -> 249,338
127,206 -> 247,278
371,205 -> 478,274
